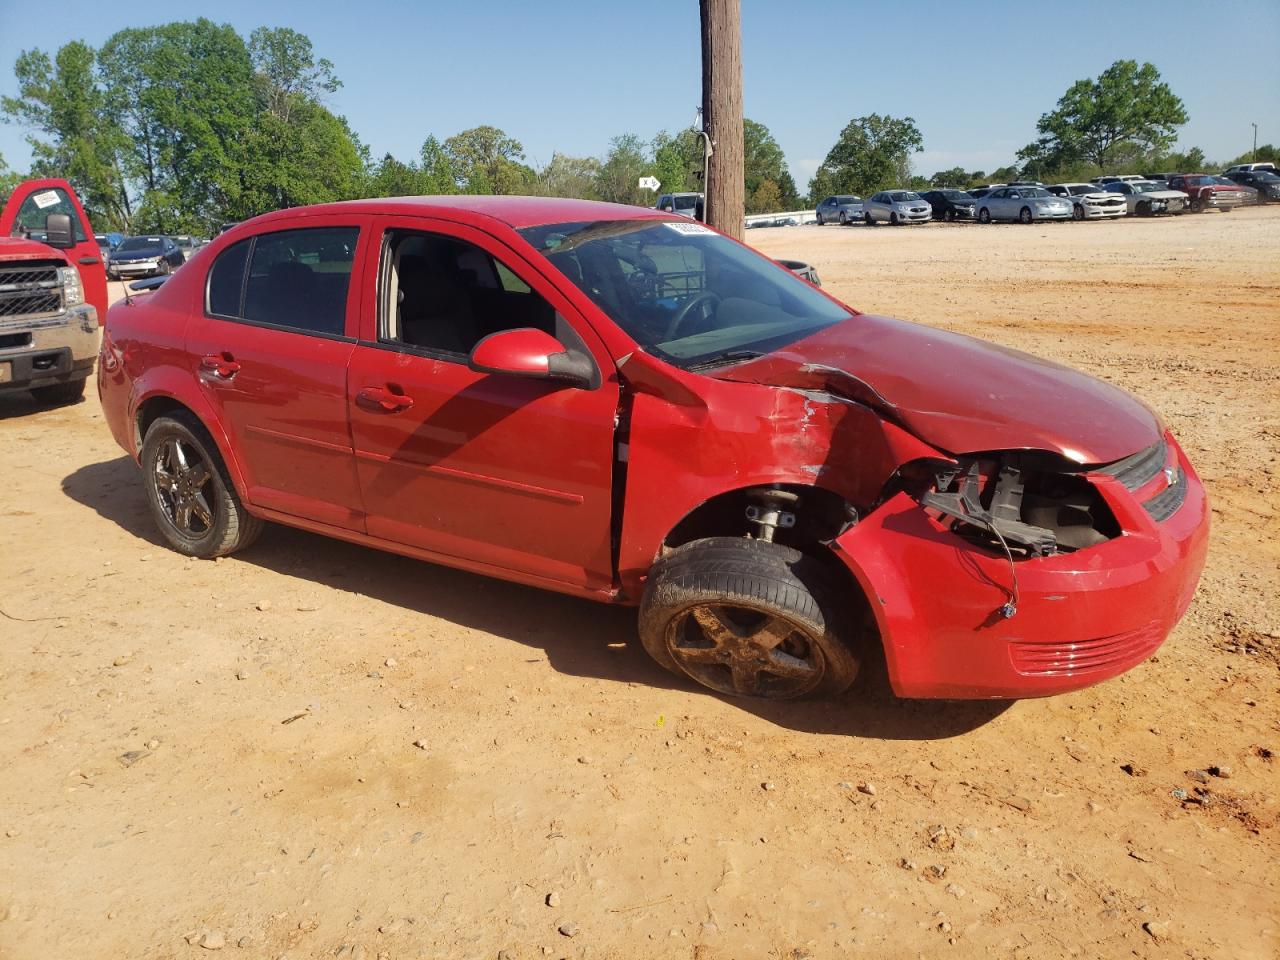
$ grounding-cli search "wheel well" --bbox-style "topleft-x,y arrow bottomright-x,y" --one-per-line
661,483 -> 870,609
135,396 -> 195,450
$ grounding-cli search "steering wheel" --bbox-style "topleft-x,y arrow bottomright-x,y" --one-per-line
664,292 -> 722,341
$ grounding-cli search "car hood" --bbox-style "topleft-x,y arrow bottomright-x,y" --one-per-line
717,314 -> 1160,464
0,236 -> 70,263
112,250 -> 161,260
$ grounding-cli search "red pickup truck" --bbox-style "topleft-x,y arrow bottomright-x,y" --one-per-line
1166,173 -> 1247,213
0,179 -> 109,403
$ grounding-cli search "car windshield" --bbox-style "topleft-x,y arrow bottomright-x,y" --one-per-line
673,195 -> 698,211
1022,188 -> 1052,198
940,190 -> 970,201
887,191 -> 920,201
117,237 -> 164,253
1133,182 -> 1164,193
518,219 -> 850,368
1069,185 -> 1097,195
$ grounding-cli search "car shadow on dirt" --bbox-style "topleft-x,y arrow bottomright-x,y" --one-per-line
62,454 -> 1013,740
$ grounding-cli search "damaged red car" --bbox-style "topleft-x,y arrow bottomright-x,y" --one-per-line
98,197 -> 1209,701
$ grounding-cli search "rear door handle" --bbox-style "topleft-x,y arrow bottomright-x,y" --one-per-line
357,386 -> 414,412
200,353 -> 241,379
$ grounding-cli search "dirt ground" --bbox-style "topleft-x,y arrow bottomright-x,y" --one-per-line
1,207 -> 1277,960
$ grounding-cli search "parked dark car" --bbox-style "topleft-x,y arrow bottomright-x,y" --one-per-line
106,235 -> 185,279
1225,169 -> 1280,203
921,190 -> 977,221
97,195 -> 1208,704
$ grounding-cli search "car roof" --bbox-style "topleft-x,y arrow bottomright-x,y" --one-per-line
240,195 -> 676,230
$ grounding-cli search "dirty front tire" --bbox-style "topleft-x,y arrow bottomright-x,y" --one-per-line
639,537 -> 861,700
141,412 -> 263,559
30,378 -> 86,406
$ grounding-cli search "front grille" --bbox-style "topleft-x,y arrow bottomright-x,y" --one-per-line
0,263 -> 63,319
1098,439 -> 1167,491
1144,468 -> 1187,522
1010,621 -> 1164,677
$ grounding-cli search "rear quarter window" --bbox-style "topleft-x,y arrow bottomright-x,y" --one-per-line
207,239 -> 250,317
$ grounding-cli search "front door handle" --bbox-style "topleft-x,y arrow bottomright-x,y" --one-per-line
78,256 -> 100,265
357,386 -> 414,412
200,353 -> 241,379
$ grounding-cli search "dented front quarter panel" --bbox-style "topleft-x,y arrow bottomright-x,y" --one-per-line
615,357 -> 943,598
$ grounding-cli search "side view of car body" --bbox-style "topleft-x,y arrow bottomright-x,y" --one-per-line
815,195 -> 863,225
107,236 -> 186,279
864,191 -> 931,225
1047,183 -> 1128,220
98,196 -> 1208,704
976,186 -> 1072,223
921,190 -> 977,221
1103,180 -> 1189,216
1166,174 -> 1246,213
1223,162 -> 1276,175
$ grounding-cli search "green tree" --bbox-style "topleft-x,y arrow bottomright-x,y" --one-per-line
1224,143 -> 1276,167
929,166 -> 973,188
0,152 -> 25,201
808,114 -> 923,202
595,133 -> 649,205
747,178 -> 781,214
419,136 -> 459,194
744,119 -> 798,208
650,128 -> 702,197
443,125 -> 532,194
1,41 -> 129,228
533,153 -> 602,199
1020,60 -> 1188,172
248,26 -> 340,124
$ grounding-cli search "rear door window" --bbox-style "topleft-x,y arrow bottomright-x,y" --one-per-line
242,227 -> 359,336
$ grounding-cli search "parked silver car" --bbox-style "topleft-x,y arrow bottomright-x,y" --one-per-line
1047,183 -> 1128,220
976,186 -> 1073,223
814,194 -> 863,225
863,190 -> 931,225
1102,180 -> 1189,216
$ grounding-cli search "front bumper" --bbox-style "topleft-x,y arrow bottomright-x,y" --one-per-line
898,208 -> 931,223
1205,194 -> 1244,209
833,434 -> 1209,699
1081,203 -> 1127,219
107,261 -> 160,278
0,304 -> 101,391
1034,206 -> 1073,220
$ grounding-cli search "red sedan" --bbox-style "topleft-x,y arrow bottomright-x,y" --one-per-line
98,196 -> 1209,702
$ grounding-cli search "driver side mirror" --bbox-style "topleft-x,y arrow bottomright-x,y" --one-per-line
468,328 -> 594,388
44,213 -> 75,249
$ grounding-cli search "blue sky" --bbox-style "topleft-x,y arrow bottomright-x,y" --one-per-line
1,0 -> 1276,185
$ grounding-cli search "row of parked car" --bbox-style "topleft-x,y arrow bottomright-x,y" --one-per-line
94,233 -> 206,280
814,162 -> 1279,226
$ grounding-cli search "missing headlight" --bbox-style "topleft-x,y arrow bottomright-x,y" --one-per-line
919,452 -> 1120,558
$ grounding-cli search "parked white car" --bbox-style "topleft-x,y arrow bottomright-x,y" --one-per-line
863,190 -> 931,225
1102,180 -> 1189,216
1047,183 -> 1128,220
976,186 -> 1073,223
1094,174 -> 1145,186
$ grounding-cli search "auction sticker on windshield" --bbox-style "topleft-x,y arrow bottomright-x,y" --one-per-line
32,191 -> 61,209
664,222 -> 714,235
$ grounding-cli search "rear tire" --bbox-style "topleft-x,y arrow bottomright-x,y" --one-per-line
639,537 -> 862,701
864,212 -> 875,226
141,412 -> 263,559
30,378 -> 86,406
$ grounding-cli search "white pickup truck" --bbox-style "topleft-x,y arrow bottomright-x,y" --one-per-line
0,179 -> 108,404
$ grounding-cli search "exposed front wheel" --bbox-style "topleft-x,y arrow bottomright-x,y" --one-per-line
864,212 -> 874,225
1190,197 -> 1204,213
30,378 -> 86,406
1137,201 -> 1152,217
1072,204 -> 1085,221
978,207 -> 991,223
639,537 -> 862,700
141,413 -> 263,559
816,213 -> 824,225
839,212 -> 847,225
890,212 -> 900,226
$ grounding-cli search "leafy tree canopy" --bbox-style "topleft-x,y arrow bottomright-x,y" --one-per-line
808,114 -> 923,202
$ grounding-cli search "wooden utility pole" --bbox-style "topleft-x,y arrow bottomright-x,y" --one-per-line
700,0 -> 744,241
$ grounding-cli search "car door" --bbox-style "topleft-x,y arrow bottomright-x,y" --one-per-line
346,215 -> 620,593
0,178 -> 108,322
184,217 -> 372,530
